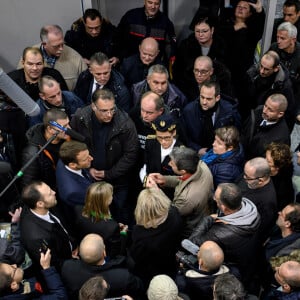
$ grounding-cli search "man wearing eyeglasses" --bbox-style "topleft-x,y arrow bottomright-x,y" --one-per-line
65,8 -> 119,66
70,89 -> 139,224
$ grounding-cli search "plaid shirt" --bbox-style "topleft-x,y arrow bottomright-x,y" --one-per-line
40,45 -> 57,68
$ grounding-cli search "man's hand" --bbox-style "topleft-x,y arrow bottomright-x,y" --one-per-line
72,247 -> 79,259
89,168 -> 105,180
40,248 -> 51,270
9,207 -> 22,223
148,173 -> 166,186
198,148 -> 208,157
146,175 -> 159,189
109,57 -> 119,66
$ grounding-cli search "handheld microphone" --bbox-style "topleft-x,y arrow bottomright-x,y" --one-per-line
0,68 -> 40,117
181,239 -> 199,256
49,121 -> 86,142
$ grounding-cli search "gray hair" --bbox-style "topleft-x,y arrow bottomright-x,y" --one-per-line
170,147 -> 199,174
278,21 -> 298,38
90,52 -> 110,66
268,93 -> 288,112
148,64 -> 169,79
246,157 -> 271,178
40,25 -> 63,42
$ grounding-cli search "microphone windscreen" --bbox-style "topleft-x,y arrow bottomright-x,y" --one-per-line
0,68 -> 40,117
181,239 -> 199,255
65,128 -> 86,142
0,161 -> 12,174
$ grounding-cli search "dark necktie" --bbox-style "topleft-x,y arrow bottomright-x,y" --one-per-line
82,169 -> 91,181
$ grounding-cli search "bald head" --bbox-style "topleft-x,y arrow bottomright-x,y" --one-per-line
276,261 -> 300,292
139,37 -> 160,65
198,241 -> 224,272
79,234 -> 105,265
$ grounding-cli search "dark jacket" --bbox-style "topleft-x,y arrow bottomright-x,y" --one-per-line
8,68 -> 68,101
0,267 -> 67,300
61,256 -> 144,299
28,91 -> 85,127
65,17 -> 118,59
120,53 -> 164,88
132,79 -> 187,118
241,106 -> 290,160
70,106 -> 139,186
182,97 -> 241,152
21,124 -> 63,190
129,206 -> 183,286
74,205 -> 121,257
173,33 -> 230,100
56,159 -> 93,207
242,63 -> 295,125
0,222 -> 25,266
189,198 -> 261,288
203,145 -> 244,189
20,206 -> 74,272
74,68 -> 132,111
116,7 -> 176,62
265,288 -> 300,300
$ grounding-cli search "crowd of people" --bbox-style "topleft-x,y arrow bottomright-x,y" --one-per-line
0,0 -> 300,299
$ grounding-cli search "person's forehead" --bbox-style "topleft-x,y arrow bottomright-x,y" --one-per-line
90,62 -> 110,71
200,85 -> 215,94
195,60 -> 210,69
95,98 -> 115,107
149,72 -> 167,81
47,32 -> 63,42
85,16 -> 101,24
56,118 -> 69,127
25,51 -> 43,62
284,5 -> 297,14
261,56 -> 274,67
141,96 -> 156,108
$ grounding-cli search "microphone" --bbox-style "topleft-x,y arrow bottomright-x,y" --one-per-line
0,161 -> 12,174
0,68 -> 40,117
181,239 -> 199,256
49,121 -> 86,142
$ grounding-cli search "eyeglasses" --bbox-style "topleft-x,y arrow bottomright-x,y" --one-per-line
94,104 -> 116,115
193,69 -> 210,76
195,29 -> 210,34
49,43 -> 64,49
156,135 -> 173,141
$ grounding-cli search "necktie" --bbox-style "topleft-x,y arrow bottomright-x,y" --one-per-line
260,120 -> 267,127
95,83 -> 100,90
82,169 -> 91,181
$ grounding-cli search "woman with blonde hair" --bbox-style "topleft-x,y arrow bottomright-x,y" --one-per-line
74,182 -> 125,257
129,188 -> 182,286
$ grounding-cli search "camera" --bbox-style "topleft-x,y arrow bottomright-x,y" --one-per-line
176,251 -> 198,269
39,239 -> 49,254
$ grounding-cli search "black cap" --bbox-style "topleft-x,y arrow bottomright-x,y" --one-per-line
151,114 -> 176,132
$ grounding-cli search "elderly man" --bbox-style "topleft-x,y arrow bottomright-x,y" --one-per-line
65,8 -> 118,65
61,234 -> 144,299
116,0 -> 176,64
132,64 -> 187,118
188,182 -> 260,291
120,37 -> 163,88
270,22 -> 300,123
148,146 -> 213,238
74,52 -> 131,111
29,75 -> 84,127
70,89 -> 138,224
18,25 -> 87,91
241,94 -> 290,159
182,80 -> 240,156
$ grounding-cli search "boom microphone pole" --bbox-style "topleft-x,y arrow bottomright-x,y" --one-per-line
0,132 -> 59,198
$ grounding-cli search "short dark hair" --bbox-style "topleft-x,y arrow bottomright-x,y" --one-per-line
218,183 -> 242,210
92,88 -> 115,104
284,0 -> 300,12
285,203 -> 300,232
170,147 -> 199,174
83,8 -> 102,22
22,181 -> 44,209
214,273 -> 246,300
43,108 -> 68,128
59,141 -> 88,165
200,80 -> 220,97
79,276 -> 108,300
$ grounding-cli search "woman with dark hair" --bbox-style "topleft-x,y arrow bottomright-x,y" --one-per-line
173,15 -> 230,100
265,142 -> 294,210
201,126 -> 244,189
74,182 -> 126,257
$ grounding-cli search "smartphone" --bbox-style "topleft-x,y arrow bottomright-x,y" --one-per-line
39,239 -> 48,254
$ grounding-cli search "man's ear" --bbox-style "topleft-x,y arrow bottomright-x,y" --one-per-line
39,93 -> 46,101
216,95 -> 221,102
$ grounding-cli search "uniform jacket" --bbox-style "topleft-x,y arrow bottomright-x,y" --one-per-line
70,105 -> 139,186
74,68 -> 131,112
117,7 -> 176,62
182,97 -> 241,151
164,160 -> 214,238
